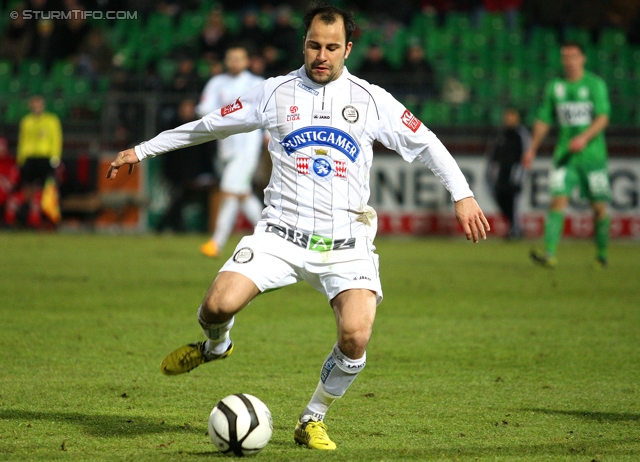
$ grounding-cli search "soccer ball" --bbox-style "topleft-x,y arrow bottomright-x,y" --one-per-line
208,394 -> 273,457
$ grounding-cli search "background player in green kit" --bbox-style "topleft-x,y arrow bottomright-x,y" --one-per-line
522,41 -> 611,268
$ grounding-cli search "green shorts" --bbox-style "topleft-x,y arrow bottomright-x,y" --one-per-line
548,163 -> 611,202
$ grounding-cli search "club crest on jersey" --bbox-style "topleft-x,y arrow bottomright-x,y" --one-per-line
342,105 -> 359,123
296,153 -> 347,181
280,126 -> 360,162
221,98 -> 242,116
401,109 -> 421,133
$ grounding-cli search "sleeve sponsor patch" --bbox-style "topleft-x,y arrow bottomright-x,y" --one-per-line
221,98 -> 243,116
401,109 -> 421,133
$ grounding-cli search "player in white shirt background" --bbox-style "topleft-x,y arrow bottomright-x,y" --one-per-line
196,45 -> 266,258
107,5 -> 490,451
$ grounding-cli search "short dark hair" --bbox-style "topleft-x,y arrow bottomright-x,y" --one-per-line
561,40 -> 585,54
303,4 -> 356,44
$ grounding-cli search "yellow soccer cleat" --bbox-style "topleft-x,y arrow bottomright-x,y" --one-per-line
200,240 -> 219,258
294,418 -> 337,450
160,341 -> 233,375
530,248 -> 558,269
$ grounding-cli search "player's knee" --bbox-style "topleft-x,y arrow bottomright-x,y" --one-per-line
201,291 -> 239,320
338,328 -> 371,359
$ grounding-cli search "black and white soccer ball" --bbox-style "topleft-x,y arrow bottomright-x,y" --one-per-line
208,394 -> 273,457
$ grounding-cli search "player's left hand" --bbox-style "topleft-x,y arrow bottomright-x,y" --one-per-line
454,197 -> 490,243
106,148 -> 139,179
569,134 -> 588,153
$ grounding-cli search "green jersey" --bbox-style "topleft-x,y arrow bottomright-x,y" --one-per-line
536,70 -> 610,166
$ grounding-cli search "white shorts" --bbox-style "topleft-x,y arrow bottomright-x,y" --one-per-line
219,226 -> 383,305
217,132 -> 263,195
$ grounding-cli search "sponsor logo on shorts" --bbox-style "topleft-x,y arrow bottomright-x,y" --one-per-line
265,223 -> 355,252
221,98 -> 242,116
401,109 -> 421,133
342,105 -> 359,124
297,81 -> 319,96
232,247 -> 254,263
353,275 -> 371,281
279,126 -> 360,162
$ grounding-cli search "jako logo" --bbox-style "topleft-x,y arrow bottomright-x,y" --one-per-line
279,126 -> 361,162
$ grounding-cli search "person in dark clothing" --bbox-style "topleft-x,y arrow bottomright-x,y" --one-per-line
394,42 -> 436,99
155,99 -> 215,232
486,108 -> 530,239
357,42 -> 394,86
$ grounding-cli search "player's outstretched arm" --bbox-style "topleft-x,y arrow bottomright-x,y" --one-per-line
106,148 -> 139,179
454,197 -> 490,243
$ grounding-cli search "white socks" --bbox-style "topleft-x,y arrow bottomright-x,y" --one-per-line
212,196 -> 240,249
302,344 -> 366,421
241,194 -> 264,225
198,305 -> 234,356
212,194 -> 264,248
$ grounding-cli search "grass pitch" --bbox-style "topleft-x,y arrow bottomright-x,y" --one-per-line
0,232 -> 638,461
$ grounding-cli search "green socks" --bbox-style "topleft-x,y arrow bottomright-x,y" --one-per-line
595,215 -> 610,260
544,210 -> 565,257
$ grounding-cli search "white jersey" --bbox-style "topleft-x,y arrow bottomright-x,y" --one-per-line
196,70 -> 265,160
136,66 -> 474,241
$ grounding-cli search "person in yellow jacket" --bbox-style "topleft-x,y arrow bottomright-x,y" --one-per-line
17,95 -> 63,227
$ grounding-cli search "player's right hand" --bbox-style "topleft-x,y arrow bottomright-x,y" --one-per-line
106,148 -> 139,179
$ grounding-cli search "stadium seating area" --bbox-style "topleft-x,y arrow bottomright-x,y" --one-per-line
1,2 -> 639,128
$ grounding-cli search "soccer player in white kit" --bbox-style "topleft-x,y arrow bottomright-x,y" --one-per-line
107,5 -> 490,450
196,45 -> 265,258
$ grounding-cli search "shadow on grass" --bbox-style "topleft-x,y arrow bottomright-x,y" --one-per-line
521,408 -> 640,422
0,409 -> 201,437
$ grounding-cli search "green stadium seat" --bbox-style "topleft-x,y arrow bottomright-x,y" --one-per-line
5,98 -> 29,123
480,13 -> 505,36
19,60 -> 45,80
146,12 -> 174,35
487,105 -> 505,126
0,60 -> 13,79
50,60 -> 76,87
409,12 -> 437,39
178,12 -> 206,40
420,101 -> 452,126
599,28 -> 626,50
158,59 -> 178,84
565,27 -> 591,47
454,102 -> 485,125
50,98 -> 69,119
223,12 -> 241,34
380,27 -> 408,70
444,12 -> 471,35
62,77 -> 91,98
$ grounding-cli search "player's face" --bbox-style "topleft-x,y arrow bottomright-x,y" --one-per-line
225,48 -> 249,76
29,97 -> 45,115
303,16 -> 352,84
561,46 -> 586,81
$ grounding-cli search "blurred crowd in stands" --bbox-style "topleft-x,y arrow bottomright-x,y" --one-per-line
2,0 -> 640,97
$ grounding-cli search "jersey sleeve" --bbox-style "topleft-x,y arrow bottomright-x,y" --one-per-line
373,89 -> 474,202
592,77 -> 611,117
536,81 -> 556,124
135,82 -> 269,160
